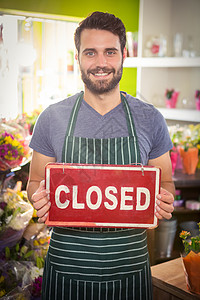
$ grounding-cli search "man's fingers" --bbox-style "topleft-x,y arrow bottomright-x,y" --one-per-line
36,203 -> 50,219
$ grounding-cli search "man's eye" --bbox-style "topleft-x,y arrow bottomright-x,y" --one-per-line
107,51 -> 116,55
86,52 -> 95,56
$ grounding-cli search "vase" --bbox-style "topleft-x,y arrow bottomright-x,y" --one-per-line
182,251 -> 200,295
170,151 -> 178,175
179,147 -> 199,175
196,98 -> 200,110
165,91 -> 179,108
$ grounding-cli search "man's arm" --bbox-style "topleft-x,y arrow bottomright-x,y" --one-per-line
148,151 -> 175,220
27,150 -> 56,222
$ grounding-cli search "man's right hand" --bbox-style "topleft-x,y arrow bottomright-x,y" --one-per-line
31,180 -> 51,223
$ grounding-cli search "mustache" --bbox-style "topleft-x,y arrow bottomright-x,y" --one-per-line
87,67 -> 115,75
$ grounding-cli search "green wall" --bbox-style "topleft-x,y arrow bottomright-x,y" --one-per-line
0,0 -> 139,95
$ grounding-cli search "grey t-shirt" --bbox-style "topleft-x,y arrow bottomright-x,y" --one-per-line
29,92 -> 173,165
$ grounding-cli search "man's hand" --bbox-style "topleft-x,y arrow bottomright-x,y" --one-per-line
155,187 -> 174,220
32,180 -> 51,223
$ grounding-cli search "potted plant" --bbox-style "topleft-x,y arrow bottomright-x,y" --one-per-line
180,223 -> 200,295
165,89 -> 179,108
179,124 -> 200,175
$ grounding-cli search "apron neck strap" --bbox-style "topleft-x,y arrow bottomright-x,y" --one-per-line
66,91 -> 137,137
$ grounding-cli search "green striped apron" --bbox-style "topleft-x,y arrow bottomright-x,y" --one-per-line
42,92 -> 153,300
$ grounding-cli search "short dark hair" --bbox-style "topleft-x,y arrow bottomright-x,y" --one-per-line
74,11 -> 126,54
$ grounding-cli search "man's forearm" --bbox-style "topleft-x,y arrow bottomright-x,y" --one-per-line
161,180 -> 176,197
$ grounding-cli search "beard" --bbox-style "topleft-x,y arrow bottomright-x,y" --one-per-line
80,64 -> 123,95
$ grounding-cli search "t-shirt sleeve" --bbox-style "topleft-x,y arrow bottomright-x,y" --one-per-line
29,107 -> 56,157
149,109 -> 173,159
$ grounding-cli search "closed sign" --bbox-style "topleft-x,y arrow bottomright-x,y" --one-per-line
45,163 -> 160,228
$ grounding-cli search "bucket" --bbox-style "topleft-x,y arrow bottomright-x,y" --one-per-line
156,218 -> 177,258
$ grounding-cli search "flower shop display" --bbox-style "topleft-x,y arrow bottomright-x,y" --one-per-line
179,223 -> 200,295
0,260 -> 33,299
15,109 -> 41,135
168,124 -> 200,175
0,183 -> 51,299
0,120 -> 31,173
195,90 -> 200,111
165,89 -> 179,108
0,131 -> 26,172
0,188 -> 33,251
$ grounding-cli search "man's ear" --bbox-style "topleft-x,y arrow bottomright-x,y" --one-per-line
75,52 -> 78,61
123,47 -> 127,62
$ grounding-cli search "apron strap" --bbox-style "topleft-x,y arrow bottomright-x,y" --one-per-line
65,91 -> 138,138
66,91 -> 84,137
120,92 -> 138,138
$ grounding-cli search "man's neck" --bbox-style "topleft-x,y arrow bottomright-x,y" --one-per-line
83,86 -> 122,116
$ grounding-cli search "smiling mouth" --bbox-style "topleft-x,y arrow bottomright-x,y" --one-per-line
89,68 -> 114,78
93,72 -> 110,77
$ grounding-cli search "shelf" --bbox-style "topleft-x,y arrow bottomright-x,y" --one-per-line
157,108 -> 200,122
173,169 -> 200,188
173,208 -> 200,214
124,57 -> 200,68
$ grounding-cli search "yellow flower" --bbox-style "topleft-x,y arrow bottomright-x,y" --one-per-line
12,139 -> 20,147
0,290 -> 6,297
33,240 -> 39,246
0,275 -> 5,283
33,209 -> 38,218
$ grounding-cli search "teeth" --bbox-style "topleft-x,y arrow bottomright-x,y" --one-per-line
95,73 -> 108,76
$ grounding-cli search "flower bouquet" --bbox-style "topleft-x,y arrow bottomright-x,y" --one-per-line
16,109 -> 41,136
169,124 -> 200,174
0,188 -> 33,251
179,124 -> 200,174
195,90 -> 200,110
180,222 -> 200,295
0,131 -> 27,172
0,260 -> 33,299
165,89 -> 179,108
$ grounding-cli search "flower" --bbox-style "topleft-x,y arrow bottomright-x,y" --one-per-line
168,124 -> 200,152
0,190 -> 33,249
165,89 -> 175,99
180,222 -> 200,255
31,276 -> 43,297
0,131 -> 27,171
195,90 -> 200,99
16,109 -> 41,135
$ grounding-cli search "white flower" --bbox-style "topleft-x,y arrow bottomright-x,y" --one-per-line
5,215 -> 12,224
30,266 -> 44,280
0,208 -> 4,217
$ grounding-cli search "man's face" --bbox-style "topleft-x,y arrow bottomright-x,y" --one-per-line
76,29 -> 126,95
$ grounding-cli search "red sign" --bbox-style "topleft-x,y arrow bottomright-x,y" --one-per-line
45,163 -> 160,228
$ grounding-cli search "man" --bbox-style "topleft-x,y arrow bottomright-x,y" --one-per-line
27,11 -> 175,300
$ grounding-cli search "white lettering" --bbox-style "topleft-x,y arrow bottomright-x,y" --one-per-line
136,188 -> 150,210
104,186 -> 118,210
72,185 -> 85,209
120,187 -> 133,210
55,185 -> 70,209
86,186 -> 102,210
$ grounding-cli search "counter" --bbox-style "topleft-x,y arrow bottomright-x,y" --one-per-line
151,257 -> 200,300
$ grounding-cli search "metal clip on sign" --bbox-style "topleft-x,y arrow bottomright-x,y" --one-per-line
131,163 -> 145,176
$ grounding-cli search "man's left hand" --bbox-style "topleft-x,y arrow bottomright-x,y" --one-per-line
155,187 -> 174,220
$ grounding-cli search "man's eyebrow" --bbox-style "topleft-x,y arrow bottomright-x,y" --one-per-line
105,47 -> 119,52
82,48 -> 96,53
82,47 -> 119,53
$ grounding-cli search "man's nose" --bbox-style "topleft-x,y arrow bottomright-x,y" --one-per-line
96,53 -> 107,67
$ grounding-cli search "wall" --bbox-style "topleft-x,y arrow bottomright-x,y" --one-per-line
0,0 -> 139,97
